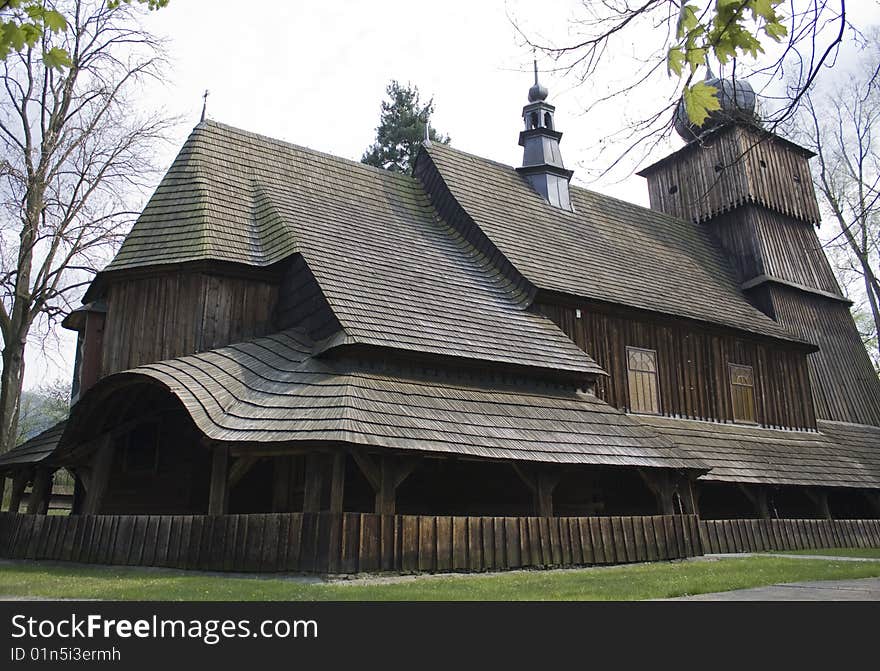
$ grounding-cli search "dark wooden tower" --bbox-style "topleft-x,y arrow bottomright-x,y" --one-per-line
639,79 -> 880,426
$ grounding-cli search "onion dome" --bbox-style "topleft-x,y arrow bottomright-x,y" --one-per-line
528,59 -> 548,102
674,70 -> 758,142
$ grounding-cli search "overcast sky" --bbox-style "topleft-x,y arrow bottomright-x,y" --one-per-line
24,0 -> 880,390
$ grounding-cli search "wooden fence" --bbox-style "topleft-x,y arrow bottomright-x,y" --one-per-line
699,518 -> 880,554
0,512 -> 701,574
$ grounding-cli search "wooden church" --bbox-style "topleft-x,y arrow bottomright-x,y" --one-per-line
2,65 -> 880,533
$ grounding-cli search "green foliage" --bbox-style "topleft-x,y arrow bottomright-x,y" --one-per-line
667,1 -> 788,125
0,0 -> 168,68
16,379 -> 69,445
362,80 -> 450,174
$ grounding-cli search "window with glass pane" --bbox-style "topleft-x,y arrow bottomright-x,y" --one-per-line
729,363 -> 756,423
626,347 -> 660,414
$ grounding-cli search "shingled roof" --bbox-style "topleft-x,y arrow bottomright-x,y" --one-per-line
102,121 -> 602,378
61,328 -> 695,469
419,143 -> 807,346
636,415 -> 880,488
0,421 -> 66,470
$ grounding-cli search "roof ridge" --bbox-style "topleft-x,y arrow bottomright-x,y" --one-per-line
196,119 -> 423,186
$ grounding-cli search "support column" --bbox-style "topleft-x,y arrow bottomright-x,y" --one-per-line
26,468 -> 54,515
302,454 -> 324,513
351,451 -> 418,515
83,436 -> 114,515
806,489 -> 832,520
639,469 -> 674,515
272,456 -> 300,513
513,464 -> 560,517
0,475 -> 5,510
71,474 -> 85,515
738,484 -> 771,519
7,471 -> 27,513
329,453 -> 345,514
207,444 -> 230,516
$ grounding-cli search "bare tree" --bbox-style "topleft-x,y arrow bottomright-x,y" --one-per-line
511,1 -> 865,178
0,0 -> 172,453
789,37 -> 880,367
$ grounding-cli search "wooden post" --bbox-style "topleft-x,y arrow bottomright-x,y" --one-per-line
513,464 -> 560,517
302,453 -> 324,513
272,456 -> 291,513
329,452 -> 345,514
806,489 -> 832,520
738,484 -> 771,519
71,474 -> 85,515
351,451 -> 417,515
0,475 -> 5,510
83,437 -> 114,515
375,456 -> 396,515
26,468 -> 53,515
639,469 -> 674,515
207,444 -> 230,515
676,476 -> 699,516
7,471 -> 27,513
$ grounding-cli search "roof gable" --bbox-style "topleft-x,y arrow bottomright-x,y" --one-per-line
101,121 -> 603,378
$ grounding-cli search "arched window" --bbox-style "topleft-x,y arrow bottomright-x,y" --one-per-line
544,111 -> 553,129
529,111 -> 539,129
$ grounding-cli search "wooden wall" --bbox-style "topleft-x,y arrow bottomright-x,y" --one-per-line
642,125 -> 821,225
762,285 -> 880,425
100,270 -> 278,375
709,206 -> 840,293
700,517 -> 880,554
0,512 -> 702,574
539,301 -> 817,430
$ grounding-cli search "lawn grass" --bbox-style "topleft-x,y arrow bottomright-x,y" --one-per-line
1,556 -> 879,601
774,547 -> 880,559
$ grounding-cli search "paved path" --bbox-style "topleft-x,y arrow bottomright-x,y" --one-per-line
667,577 -> 880,601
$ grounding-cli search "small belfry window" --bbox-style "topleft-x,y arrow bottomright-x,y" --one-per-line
626,347 -> 660,415
729,364 -> 756,423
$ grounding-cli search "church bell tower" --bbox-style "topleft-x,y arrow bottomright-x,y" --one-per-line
638,71 -> 880,426
516,61 -> 573,210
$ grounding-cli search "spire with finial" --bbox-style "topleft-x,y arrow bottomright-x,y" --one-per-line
528,58 -> 548,103
200,89 -> 210,122
516,56 -> 573,210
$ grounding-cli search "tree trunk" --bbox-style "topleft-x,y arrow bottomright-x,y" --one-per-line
0,341 -> 27,454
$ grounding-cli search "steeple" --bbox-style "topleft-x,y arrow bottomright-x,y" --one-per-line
516,60 -> 573,210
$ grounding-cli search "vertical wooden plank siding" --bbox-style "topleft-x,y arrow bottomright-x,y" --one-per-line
6,513 -> 879,574
537,301 -> 816,430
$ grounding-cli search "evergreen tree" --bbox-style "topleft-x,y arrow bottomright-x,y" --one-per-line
362,80 -> 449,173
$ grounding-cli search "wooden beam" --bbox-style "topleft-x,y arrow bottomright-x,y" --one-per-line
227,456 -> 258,489
737,484 -> 771,519
675,474 -> 699,516
639,469 -> 674,515
513,464 -> 559,517
7,471 -> 28,513
375,456 -> 396,515
26,468 -> 53,515
329,452 -> 345,514
207,444 -> 230,516
535,471 -> 559,517
350,450 -> 380,491
83,436 -> 114,515
511,463 -> 536,492
272,456 -> 293,513
806,488 -> 832,520
0,476 -> 5,510
302,454 -> 324,513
